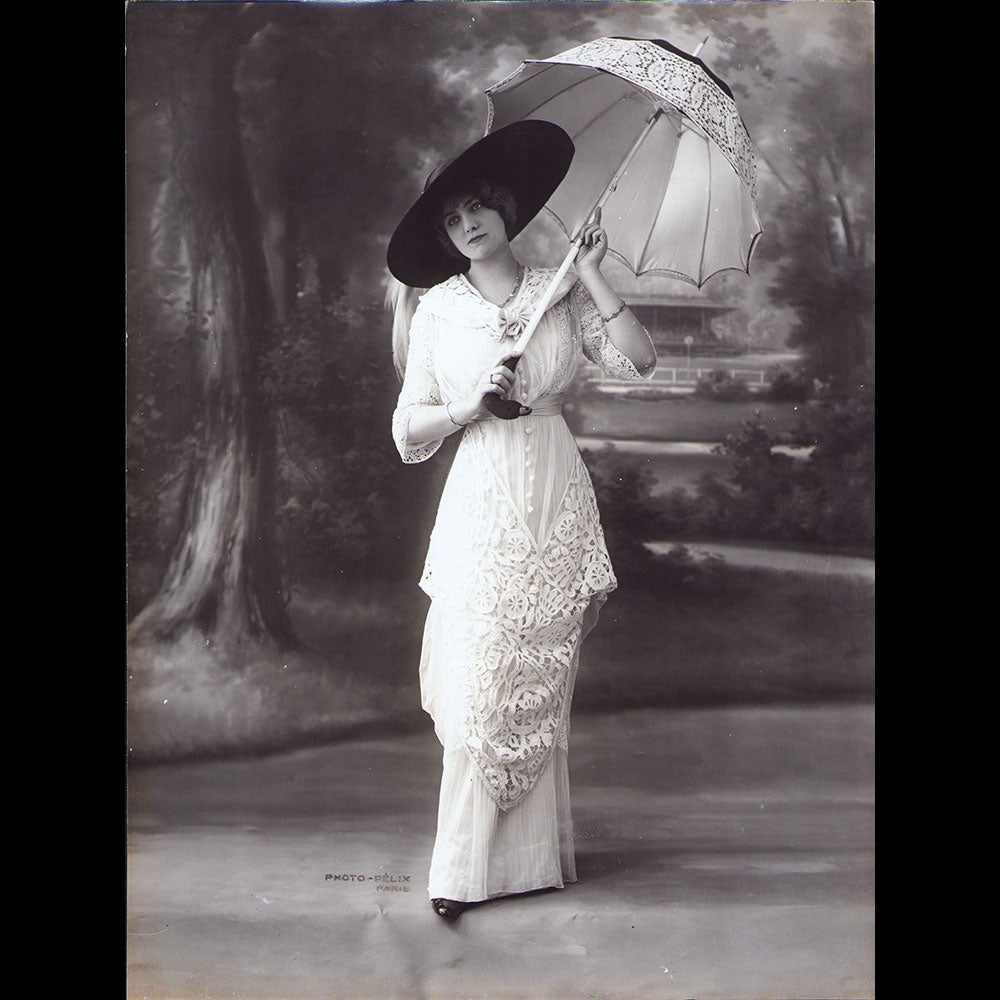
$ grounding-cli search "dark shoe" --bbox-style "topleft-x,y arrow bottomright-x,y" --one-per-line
431,897 -> 468,920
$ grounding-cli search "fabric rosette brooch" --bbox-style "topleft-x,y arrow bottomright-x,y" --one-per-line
494,302 -> 535,342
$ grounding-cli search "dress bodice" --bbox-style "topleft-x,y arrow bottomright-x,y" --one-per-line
421,268 -> 581,408
392,265 -> 653,465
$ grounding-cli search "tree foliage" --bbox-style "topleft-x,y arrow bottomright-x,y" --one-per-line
259,293 -> 446,581
667,2 -> 875,380
758,51 -> 875,381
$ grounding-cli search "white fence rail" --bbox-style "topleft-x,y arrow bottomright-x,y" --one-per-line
653,367 -> 769,386
587,365 -> 771,387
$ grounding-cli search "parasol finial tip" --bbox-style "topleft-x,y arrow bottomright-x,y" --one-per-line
692,35 -> 710,58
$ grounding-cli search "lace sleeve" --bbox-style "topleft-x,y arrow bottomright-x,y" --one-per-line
391,307 -> 445,464
571,281 -> 656,381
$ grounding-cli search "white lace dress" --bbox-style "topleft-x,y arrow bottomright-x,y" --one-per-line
392,266 -> 654,903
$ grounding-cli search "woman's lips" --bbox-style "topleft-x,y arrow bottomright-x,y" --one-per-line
468,234 -> 486,245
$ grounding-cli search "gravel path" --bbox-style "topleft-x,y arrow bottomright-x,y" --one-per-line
127,703 -> 875,1000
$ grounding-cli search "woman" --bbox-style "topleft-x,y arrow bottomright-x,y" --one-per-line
387,121 -> 656,920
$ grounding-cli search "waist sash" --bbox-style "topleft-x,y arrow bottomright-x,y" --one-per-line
525,393 -> 563,417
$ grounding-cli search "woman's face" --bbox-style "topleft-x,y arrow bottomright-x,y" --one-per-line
440,194 -> 510,262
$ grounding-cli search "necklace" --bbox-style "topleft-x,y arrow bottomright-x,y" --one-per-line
500,266 -> 524,308
465,265 -> 524,307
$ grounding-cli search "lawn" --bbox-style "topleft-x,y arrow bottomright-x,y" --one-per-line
576,563 -> 875,712
574,393 -> 808,442
292,560 -> 875,716
129,554 -> 873,764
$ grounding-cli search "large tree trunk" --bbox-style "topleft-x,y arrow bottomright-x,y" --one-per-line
128,6 -> 292,655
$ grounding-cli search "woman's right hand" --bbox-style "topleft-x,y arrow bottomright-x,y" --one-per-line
452,358 -> 531,423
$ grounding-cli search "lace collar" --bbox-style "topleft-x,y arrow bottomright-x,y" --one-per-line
420,266 -> 577,341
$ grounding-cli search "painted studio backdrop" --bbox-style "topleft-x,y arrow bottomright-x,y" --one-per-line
126,2 -> 874,998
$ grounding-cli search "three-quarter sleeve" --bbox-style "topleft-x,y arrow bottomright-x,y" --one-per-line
571,281 -> 656,381
391,307 -> 445,464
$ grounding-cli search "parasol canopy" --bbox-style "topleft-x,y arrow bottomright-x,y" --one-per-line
485,36 -> 762,288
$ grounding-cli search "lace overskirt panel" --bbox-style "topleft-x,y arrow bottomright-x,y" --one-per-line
420,419 -> 614,810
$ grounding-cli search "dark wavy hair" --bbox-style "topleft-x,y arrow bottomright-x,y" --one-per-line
432,179 -> 518,260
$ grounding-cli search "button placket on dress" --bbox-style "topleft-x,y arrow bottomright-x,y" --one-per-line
524,423 -> 535,514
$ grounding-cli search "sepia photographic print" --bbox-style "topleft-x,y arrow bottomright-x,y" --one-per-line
125,2 -> 875,998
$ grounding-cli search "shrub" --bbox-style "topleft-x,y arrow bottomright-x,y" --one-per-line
654,542 -> 727,589
619,386 -> 683,401
694,368 -> 752,401
670,383 -> 875,550
766,367 -> 814,402
581,445 -> 669,574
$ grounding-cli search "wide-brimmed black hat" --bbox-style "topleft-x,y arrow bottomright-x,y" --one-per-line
386,120 -> 574,288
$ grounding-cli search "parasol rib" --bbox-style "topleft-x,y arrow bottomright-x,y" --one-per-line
632,119 -> 683,273
698,139 -> 714,286
563,89 -> 647,144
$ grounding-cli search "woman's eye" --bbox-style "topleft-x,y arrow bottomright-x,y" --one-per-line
446,216 -> 458,227
471,202 -> 482,211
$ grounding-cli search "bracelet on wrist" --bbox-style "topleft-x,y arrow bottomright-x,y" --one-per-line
601,300 -> 627,324
446,402 -> 468,427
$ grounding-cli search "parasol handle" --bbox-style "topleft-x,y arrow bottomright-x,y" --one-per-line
501,105 -> 662,362
511,108 -> 663,364
509,238 -> 581,357
482,238 -> 580,419
485,108 -> 663,418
